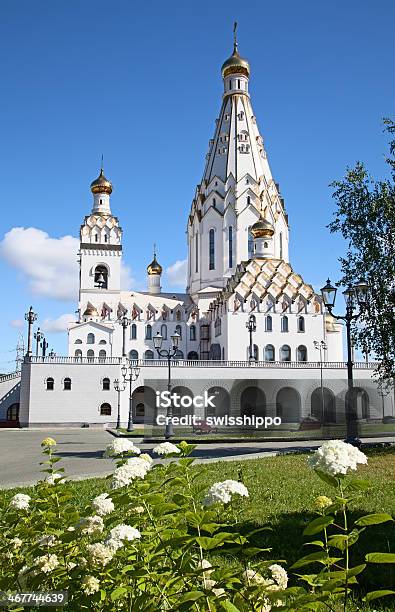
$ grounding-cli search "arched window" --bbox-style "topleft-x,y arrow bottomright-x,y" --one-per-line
187,351 -> 199,360
175,324 -> 182,339
209,229 -> 215,270
46,377 -> 54,391
195,234 -> 199,273
136,403 -> 145,418
247,195 -> 251,205
174,350 -> 184,360
102,377 -> 110,391
131,324 -> 137,339
280,345 -> 291,361
63,377 -> 71,391
297,345 -> 307,362
144,350 -> 154,360
129,350 -> 139,360
279,232 -> 283,260
265,315 -> 272,332
298,316 -> 305,332
75,349 -> 82,359
74,339 -> 82,344
212,197 -> 216,207
161,324 -> 167,340
87,349 -> 94,361
248,227 -> 254,258
87,333 -> 95,344
281,316 -> 289,332
265,345 -> 275,362
7,403 -> 19,421
94,265 -> 108,289
228,226 -> 233,268
145,324 -> 152,340
99,349 -> 106,360
100,403 -> 111,416
190,325 -> 196,341
99,339 -> 107,345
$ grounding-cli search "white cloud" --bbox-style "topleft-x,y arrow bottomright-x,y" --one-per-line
41,313 -> 76,333
10,319 -> 24,329
166,259 -> 187,288
0,227 -> 136,300
121,263 -> 135,290
0,227 -> 79,301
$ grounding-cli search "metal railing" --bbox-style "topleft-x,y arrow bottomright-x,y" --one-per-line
25,356 -> 378,370
0,371 -> 21,383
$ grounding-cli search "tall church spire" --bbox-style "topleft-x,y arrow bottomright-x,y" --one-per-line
187,30 -> 289,302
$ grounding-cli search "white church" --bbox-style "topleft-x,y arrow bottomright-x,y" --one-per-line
0,34 -> 390,431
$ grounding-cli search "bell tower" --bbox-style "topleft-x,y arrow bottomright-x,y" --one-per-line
78,166 -> 122,321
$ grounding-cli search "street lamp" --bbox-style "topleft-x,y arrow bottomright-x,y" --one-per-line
121,362 -> 140,432
154,330 -> 181,439
120,313 -> 131,358
114,378 -> 127,429
320,278 -> 369,445
24,306 -> 37,357
314,340 -> 327,424
246,314 -> 257,363
34,327 -> 44,357
40,338 -> 49,358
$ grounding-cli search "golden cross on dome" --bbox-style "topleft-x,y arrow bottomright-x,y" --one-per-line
153,242 -> 157,257
233,21 -> 238,51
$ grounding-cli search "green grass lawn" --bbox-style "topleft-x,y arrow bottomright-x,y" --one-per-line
1,448 -> 394,609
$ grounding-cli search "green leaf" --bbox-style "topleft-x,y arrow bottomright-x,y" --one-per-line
178,591 -> 205,604
303,540 -> 325,548
220,602 -> 241,612
345,479 -> 371,491
303,515 -> 334,536
364,590 -> 395,602
366,552 -> 395,564
327,534 -> 350,551
110,587 -> 128,601
314,469 -> 339,488
355,513 -> 393,526
291,551 -> 328,569
347,564 -> 366,577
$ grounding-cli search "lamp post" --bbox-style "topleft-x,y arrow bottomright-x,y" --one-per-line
25,306 -> 37,357
320,278 -> 369,444
34,327 -> 44,357
314,340 -> 327,424
40,338 -> 49,358
114,378 -> 127,430
246,314 -> 257,363
48,349 -> 56,359
121,362 -> 140,432
120,313 -> 131,358
154,330 -> 181,439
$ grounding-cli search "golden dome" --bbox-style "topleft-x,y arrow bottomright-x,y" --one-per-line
221,44 -> 250,78
83,305 -> 98,317
90,168 -> 113,195
250,217 -> 275,239
147,254 -> 162,276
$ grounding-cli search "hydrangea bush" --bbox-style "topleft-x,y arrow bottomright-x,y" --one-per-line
0,438 -> 393,611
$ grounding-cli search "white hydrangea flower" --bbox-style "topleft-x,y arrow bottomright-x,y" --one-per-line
92,493 -> 115,516
103,438 -> 141,458
9,493 -> 31,510
36,554 -> 59,573
44,472 -> 64,485
269,564 -> 288,590
152,442 -> 180,456
203,480 -> 249,506
243,568 -> 266,585
10,537 -> 23,549
104,524 -> 141,551
76,515 -> 104,535
131,506 -> 145,514
139,453 -> 153,464
198,559 -> 213,574
66,561 -> 77,570
111,457 -> 152,489
308,440 -> 368,476
37,535 -> 59,547
86,543 -> 114,566
81,575 -> 100,595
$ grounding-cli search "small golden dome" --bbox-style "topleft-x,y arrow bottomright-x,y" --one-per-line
221,44 -> 250,78
251,217 -> 275,239
90,168 -> 113,195
147,254 -> 162,276
83,305 -> 98,317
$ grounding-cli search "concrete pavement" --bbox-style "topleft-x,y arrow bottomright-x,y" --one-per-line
0,428 -> 393,489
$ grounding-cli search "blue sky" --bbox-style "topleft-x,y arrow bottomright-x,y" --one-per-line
0,0 -> 394,370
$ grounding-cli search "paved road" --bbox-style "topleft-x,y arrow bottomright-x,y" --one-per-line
0,429 -> 393,489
